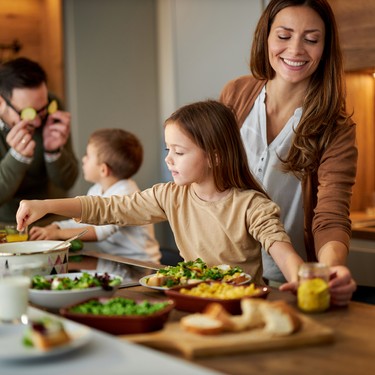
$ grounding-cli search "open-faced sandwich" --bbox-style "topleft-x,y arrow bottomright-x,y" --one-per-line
23,317 -> 71,351
146,258 -> 250,288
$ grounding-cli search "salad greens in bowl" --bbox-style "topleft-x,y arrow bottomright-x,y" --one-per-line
60,297 -> 175,335
29,272 -> 123,310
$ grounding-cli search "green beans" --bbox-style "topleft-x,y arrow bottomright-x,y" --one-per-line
69,297 -> 170,316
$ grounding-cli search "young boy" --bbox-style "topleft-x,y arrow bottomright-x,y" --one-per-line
29,128 -> 160,278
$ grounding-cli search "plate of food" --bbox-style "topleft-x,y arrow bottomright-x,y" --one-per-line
139,258 -> 251,290
164,281 -> 270,315
29,272 -> 123,309
0,313 -> 91,362
60,297 -> 175,335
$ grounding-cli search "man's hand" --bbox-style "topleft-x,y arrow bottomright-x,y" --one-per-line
6,120 -> 36,157
43,110 -> 71,152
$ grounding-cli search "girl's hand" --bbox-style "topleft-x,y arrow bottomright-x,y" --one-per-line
279,280 -> 298,294
16,200 -> 48,231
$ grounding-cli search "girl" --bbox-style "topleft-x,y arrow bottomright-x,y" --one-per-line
16,100 -> 303,286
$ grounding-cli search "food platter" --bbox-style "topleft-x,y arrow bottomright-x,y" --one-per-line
139,272 -> 252,291
139,258 -> 252,290
29,272 -> 122,309
0,316 -> 91,362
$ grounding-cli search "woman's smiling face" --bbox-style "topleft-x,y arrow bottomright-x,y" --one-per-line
267,5 -> 325,86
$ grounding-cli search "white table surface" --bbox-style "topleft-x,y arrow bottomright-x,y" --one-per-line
0,307 -> 222,375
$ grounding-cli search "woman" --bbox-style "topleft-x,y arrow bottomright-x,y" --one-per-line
220,0 -> 357,305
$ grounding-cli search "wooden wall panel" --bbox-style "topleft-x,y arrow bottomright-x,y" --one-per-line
0,0 -> 64,100
346,73 -> 375,211
329,0 -> 375,71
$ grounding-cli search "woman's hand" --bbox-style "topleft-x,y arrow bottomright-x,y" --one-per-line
328,265 -> 357,306
279,265 -> 356,306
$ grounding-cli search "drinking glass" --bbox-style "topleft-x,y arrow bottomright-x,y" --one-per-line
0,265 -> 30,323
4,225 -> 28,242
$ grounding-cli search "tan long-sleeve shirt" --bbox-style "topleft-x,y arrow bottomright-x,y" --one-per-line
78,182 -> 291,284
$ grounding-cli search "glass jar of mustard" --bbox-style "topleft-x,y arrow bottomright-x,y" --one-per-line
297,263 -> 330,313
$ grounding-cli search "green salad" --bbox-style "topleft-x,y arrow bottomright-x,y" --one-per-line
69,297 -> 170,316
148,258 -> 247,288
31,272 -> 122,291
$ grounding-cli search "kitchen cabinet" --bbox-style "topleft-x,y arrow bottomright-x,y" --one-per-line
329,0 -> 375,71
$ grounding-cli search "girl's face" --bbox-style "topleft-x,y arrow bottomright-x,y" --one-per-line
268,6 -> 325,86
82,142 -> 101,184
164,122 -> 211,186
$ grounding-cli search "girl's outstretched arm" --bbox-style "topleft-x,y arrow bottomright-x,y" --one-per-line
16,198 -> 82,231
268,241 -> 304,283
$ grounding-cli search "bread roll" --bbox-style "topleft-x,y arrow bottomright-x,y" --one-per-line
202,303 -> 235,331
239,298 -> 265,329
180,313 -> 224,335
260,300 -> 302,335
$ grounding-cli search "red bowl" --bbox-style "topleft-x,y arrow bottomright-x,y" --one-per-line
60,297 -> 175,335
164,282 -> 270,315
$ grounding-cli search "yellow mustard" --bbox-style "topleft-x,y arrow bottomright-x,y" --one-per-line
297,263 -> 330,313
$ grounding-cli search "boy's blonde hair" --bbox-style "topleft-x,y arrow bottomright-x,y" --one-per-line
89,128 -> 143,179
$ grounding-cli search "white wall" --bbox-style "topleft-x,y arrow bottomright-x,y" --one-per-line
63,0 -> 262,247
64,0 -> 160,195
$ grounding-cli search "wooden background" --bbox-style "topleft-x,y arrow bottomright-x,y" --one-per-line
0,0 -> 64,100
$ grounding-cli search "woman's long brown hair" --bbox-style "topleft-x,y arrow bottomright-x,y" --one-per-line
165,100 -> 268,196
251,0 -> 351,178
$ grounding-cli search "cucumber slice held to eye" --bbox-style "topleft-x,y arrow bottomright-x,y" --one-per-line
20,107 -> 37,121
48,99 -> 58,114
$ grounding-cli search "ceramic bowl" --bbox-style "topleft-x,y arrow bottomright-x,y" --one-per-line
60,297 -> 175,335
28,272 -> 123,310
0,240 -> 70,276
164,282 -> 270,315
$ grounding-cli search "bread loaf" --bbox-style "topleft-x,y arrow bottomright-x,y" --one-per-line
180,299 -> 302,336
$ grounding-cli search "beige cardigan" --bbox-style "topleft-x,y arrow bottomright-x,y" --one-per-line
220,75 -> 358,261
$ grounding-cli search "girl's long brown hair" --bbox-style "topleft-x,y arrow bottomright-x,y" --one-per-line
165,100 -> 268,196
251,0 -> 351,177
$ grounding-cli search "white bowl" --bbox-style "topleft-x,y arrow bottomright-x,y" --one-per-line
0,240 -> 70,276
28,272 -> 123,309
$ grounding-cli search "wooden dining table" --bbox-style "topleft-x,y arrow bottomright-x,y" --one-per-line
114,284 -> 375,375
68,252 -> 375,375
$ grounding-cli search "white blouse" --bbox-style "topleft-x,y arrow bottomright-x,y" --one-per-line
240,86 -> 305,282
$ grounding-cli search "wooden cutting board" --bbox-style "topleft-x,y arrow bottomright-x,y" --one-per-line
121,314 -> 334,359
